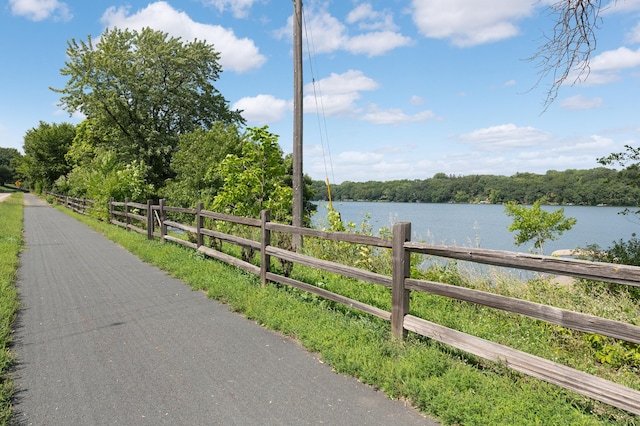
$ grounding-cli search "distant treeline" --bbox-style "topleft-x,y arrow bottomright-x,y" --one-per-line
310,168 -> 640,206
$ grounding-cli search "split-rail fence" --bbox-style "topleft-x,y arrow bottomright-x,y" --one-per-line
50,194 -> 640,416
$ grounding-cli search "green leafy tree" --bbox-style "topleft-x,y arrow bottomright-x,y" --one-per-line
22,121 -> 75,192
504,200 -> 577,255
212,126 -> 292,223
0,166 -> 12,186
161,123 -> 245,208
52,27 -> 244,189
598,145 -> 640,218
0,148 -> 21,186
211,126 -> 292,263
58,148 -> 153,219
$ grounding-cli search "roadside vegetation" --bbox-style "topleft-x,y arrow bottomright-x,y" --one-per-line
0,193 -> 22,424
58,203 -> 638,425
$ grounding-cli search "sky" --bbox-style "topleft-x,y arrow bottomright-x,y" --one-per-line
1,0 -> 640,184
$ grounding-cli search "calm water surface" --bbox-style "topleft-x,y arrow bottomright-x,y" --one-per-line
312,202 -> 638,254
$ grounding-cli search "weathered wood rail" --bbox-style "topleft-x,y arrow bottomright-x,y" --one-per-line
47,193 -> 97,216
52,195 -> 640,415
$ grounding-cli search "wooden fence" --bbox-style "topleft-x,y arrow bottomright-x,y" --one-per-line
55,195 -> 640,415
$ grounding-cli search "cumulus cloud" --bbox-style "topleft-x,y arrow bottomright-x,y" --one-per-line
199,0 -> 259,19
583,46 -> 640,84
559,94 -> 604,110
346,3 -> 398,31
232,95 -> 289,124
276,4 -> 412,57
410,0 -> 533,47
9,0 -> 72,21
303,70 -> 379,116
100,1 -> 266,73
360,107 -> 435,125
458,123 -> 551,150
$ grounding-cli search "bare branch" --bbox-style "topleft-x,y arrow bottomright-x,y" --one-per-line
529,0 -> 610,110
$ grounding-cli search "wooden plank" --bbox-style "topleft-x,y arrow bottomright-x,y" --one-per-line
164,220 -> 197,234
402,315 -> 640,415
405,243 -> 640,287
164,235 -> 198,250
197,246 -> 260,275
405,278 -> 640,344
200,228 -> 261,250
266,246 -> 391,287
266,222 -> 392,248
110,219 -> 127,228
127,212 -> 146,222
200,209 -> 261,227
126,201 -> 148,209
265,272 -> 391,321
163,206 -> 197,214
127,224 -> 146,235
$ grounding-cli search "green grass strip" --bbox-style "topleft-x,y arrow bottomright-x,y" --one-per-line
62,206 -> 635,425
0,194 -> 22,424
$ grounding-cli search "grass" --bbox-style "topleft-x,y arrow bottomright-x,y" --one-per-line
0,193 -> 22,424
52,204 -> 639,425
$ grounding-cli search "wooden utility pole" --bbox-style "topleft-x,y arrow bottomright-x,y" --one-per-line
292,0 -> 303,249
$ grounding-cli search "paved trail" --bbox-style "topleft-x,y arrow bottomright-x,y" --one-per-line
12,194 -> 434,425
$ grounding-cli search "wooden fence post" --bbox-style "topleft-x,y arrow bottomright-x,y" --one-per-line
261,210 -> 271,286
159,199 -> 167,242
146,200 -> 153,240
109,197 -> 114,223
125,197 -> 131,230
391,222 -> 411,340
196,202 -> 204,248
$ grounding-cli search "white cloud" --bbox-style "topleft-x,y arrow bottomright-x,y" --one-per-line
360,107 -> 435,125
100,2 -> 266,73
410,95 -> 425,105
346,3 -> 398,31
626,22 -> 640,44
458,123 -> 551,150
9,0 -> 72,21
276,5 -> 411,57
232,95 -> 289,124
603,0 -> 640,14
503,79 -> 516,87
346,31 -> 413,57
410,0 -> 533,47
573,46 -> 640,85
200,0 -> 259,19
303,70 -> 379,116
559,95 -> 604,110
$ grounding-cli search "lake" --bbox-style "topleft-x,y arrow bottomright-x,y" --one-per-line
312,202 -> 638,254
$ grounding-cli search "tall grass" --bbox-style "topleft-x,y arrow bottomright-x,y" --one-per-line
61,205 -> 638,425
0,194 -> 22,424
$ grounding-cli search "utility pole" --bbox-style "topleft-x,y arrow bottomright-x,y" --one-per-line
292,0 -> 303,249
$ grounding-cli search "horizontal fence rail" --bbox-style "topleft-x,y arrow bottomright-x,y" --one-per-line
50,194 -> 640,416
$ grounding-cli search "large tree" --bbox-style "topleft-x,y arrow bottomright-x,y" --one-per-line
52,27 -> 244,189
21,121 -> 75,191
0,148 -> 21,186
161,123 -> 246,208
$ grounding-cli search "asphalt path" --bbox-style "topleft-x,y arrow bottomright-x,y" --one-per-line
12,194 -> 435,425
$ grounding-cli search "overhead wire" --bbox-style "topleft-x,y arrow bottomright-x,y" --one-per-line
300,4 -> 336,202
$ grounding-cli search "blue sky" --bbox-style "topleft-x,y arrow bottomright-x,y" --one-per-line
1,0 -> 640,183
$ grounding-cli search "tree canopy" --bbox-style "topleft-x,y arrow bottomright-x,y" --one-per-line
505,200 -> 577,255
52,27 -> 244,188
21,121 -> 75,191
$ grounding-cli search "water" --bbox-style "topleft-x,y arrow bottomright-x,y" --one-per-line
312,202 -> 638,254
